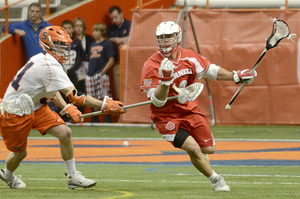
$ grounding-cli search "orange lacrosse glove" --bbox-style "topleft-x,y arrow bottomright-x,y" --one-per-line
100,96 -> 127,116
60,104 -> 83,123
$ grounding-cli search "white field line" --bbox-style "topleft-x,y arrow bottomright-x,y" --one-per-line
26,177 -> 300,185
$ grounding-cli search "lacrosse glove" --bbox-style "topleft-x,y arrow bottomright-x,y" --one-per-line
233,69 -> 257,84
158,58 -> 175,86
60,104 -> 83,123
101,96 -> 126,116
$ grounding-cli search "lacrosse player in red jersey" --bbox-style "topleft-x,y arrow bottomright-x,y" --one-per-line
0,26 -> 126,189
140,21 -> 257,192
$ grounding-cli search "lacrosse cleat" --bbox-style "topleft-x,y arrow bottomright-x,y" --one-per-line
212,175 -> 230,192
67,171 -> 96,189
0,169 -> 26,189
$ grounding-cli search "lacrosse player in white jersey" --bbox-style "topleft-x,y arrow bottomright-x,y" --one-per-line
140,21 -> 258,192
0,26 -> 126,189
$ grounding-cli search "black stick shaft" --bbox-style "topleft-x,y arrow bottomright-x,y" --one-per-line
225,48 -> 268,110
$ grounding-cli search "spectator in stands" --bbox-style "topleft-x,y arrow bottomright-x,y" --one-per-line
61,20 -> 84,87
86,23 -> 115,123
107,5 -> 131,100
1,3 -> 52,59
73,17 -> 95,114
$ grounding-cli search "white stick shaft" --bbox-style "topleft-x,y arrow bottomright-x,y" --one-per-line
79,96 -> 178,118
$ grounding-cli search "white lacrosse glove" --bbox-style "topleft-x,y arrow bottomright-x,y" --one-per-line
173,83 -> 204,104
0,93 -> 34,116
158,58 -> 175,86
233,69 -> 257,84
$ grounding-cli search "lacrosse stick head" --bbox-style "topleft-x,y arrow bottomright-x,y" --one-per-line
266,19 -> 290,50
172,83 -> 204,104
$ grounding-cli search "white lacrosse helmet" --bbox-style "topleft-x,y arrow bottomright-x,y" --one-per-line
155,21 -> 182,57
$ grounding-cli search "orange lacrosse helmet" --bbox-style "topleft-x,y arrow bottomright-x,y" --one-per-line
39,26 -> 73,63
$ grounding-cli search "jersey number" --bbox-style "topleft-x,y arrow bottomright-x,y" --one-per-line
11,61 -> 34,90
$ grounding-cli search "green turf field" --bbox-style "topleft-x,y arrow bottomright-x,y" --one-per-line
0,125 -> 299,199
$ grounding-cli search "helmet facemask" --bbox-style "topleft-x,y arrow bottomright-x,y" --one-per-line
39,26 -> 73,63
156,33 -> 180,57
51,40 -> 71,63
155,21 -> 182,58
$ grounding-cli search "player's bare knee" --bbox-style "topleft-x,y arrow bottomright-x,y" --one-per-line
58,125 -> 72,142
13,150 -> 27,160
201,146 -> 215,154
63,126 -> 72,140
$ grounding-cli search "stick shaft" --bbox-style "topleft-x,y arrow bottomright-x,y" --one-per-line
79,96 -> 178,118
226,48 -> 267,110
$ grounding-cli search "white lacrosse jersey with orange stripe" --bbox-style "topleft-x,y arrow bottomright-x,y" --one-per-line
140,48 -> 217,116
3,52 -> 73,115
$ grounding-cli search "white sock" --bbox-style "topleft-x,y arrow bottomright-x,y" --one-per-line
64,158 -> 76,176
5,168 -> 14,180
208,170 -> 218,182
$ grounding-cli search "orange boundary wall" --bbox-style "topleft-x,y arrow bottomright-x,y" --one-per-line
2,2 -> 300,125
0,0 -> 174,122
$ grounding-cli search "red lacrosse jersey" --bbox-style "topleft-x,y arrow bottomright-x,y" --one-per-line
140,48 -> 211,117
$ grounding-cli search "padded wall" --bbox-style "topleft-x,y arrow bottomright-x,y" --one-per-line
120,10 -> 300,124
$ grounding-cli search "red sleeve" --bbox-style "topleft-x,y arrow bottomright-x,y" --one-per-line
140,54 -> 162,91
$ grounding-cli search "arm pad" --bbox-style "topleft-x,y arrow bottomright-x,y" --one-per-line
148,89 -> 167,107
66,89 -> 86,106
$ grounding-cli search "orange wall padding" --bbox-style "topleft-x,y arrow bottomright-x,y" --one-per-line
0,36 -> 27,96
0,0 -> 174,102
2,3 -> 300,125
120,10 -> 300,125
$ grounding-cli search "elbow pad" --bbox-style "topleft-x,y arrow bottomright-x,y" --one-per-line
148,89 -> 167,107
66,89 -> 86,106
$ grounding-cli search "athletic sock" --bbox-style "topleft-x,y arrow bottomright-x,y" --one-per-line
208,170 -> 218,182
5,168 -> 14,180
64,158 -> 76,176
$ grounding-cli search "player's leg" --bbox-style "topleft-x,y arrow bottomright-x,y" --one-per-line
174,128 -> 213,177
46,125 -> 96,189
34,105 -> 96,189
174,128 -> 230,192
0,151 -> 27,189
46,124 -> 74,161
0,114 -> 32,189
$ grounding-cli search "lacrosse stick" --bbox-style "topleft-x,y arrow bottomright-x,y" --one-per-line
79,96 -> 178,118
79,82 -> 204,118
225,18 -> 293,110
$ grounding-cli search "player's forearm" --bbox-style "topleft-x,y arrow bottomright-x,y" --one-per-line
216,68 -> 234,81
154,84 -> 169,101
51,92 -> 68,109
84,95 -> 102,108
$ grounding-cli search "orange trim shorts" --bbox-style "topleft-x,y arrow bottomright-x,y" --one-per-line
0,104 -> 65,152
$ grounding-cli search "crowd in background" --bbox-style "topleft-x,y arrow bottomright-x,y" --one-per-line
2,3 -> 131,123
